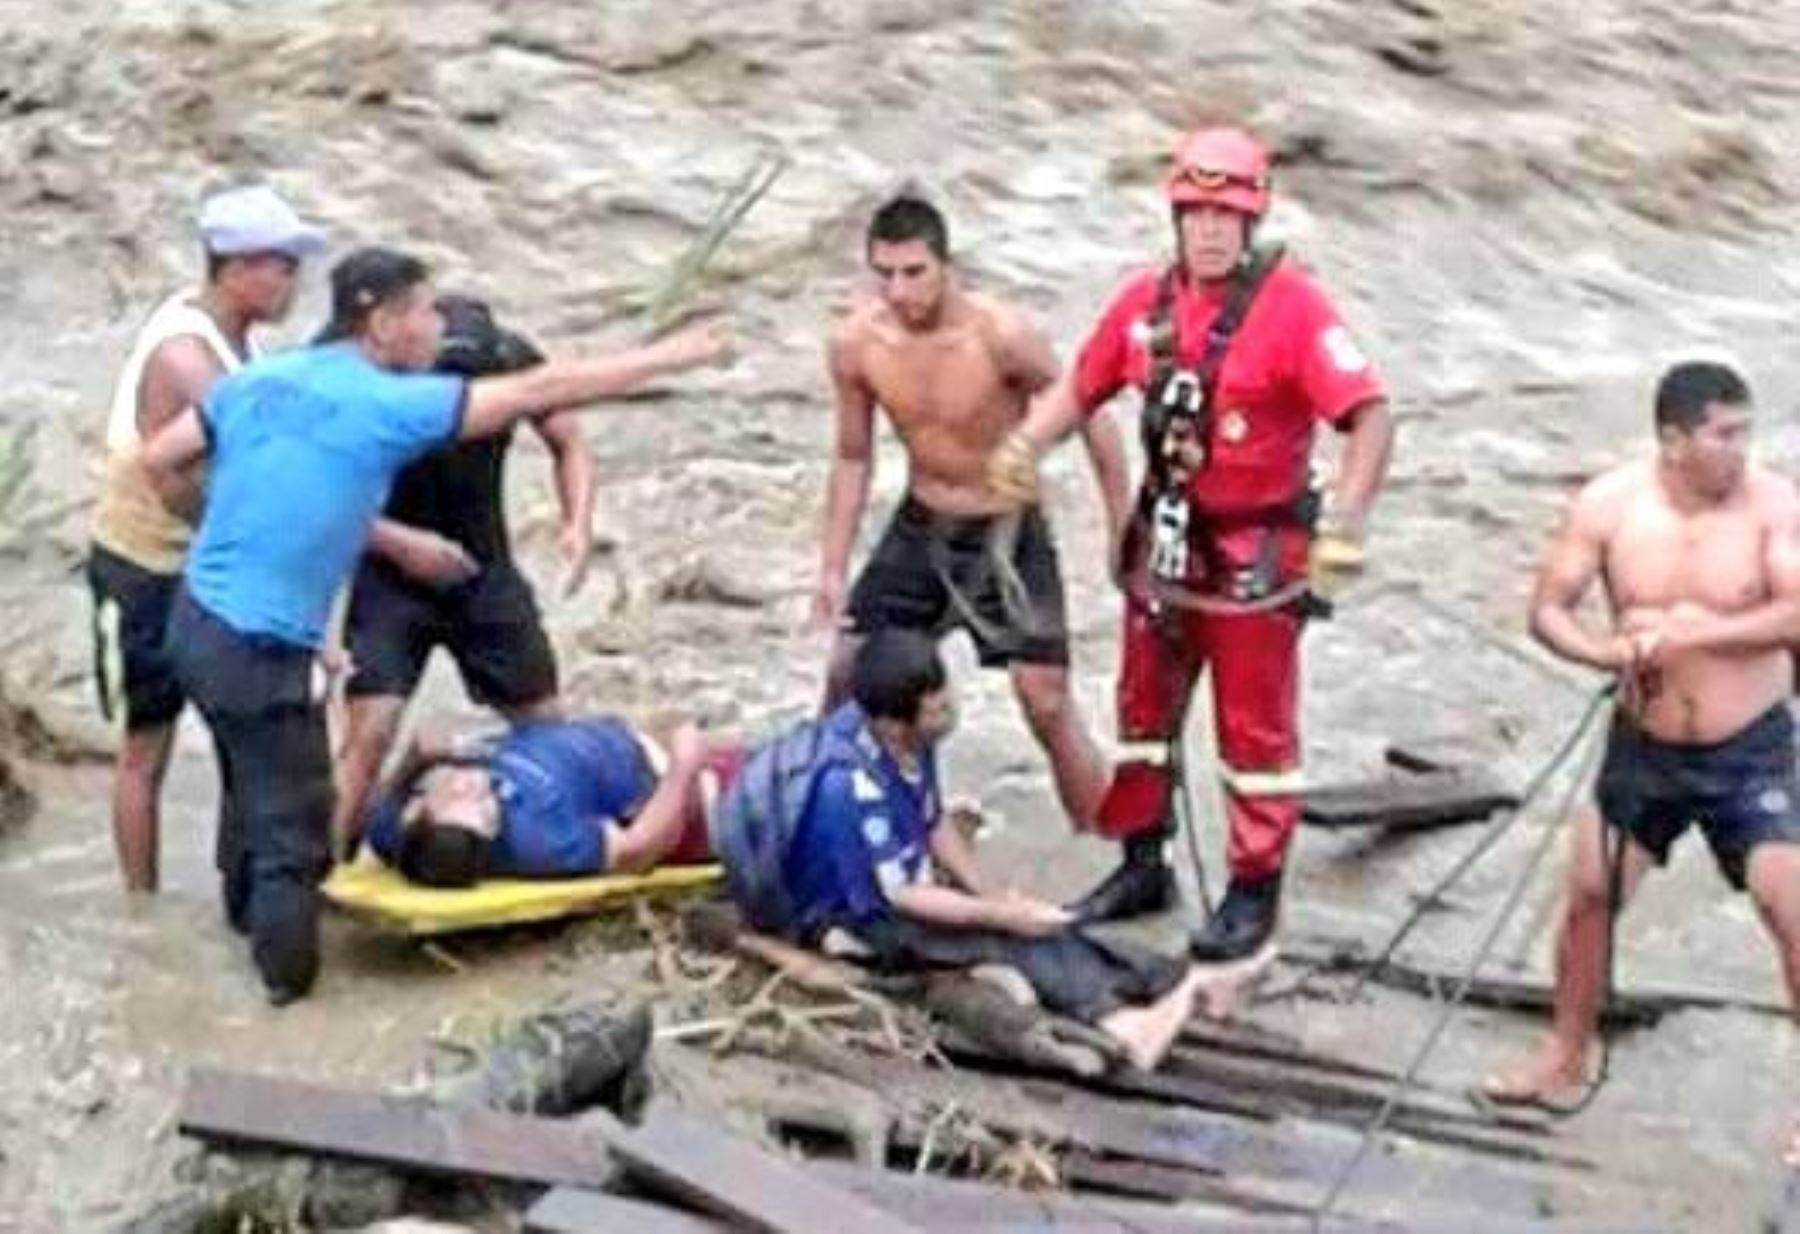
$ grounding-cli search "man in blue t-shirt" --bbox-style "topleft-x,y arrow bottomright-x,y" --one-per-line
142,246 -> 729,1004
756,630 -> 1211,1071
363,716 -> 735,887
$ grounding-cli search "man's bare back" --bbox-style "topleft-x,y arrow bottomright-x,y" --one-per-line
1578,460 -> 1800,742
834,292 -> 1049,517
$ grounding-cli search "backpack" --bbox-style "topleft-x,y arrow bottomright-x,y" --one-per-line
711,715 -> 863,939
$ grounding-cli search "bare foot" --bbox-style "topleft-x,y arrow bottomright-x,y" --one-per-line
1190,942 -> 1277,1021
1100,968 -> 1206,1071
1475,1045 -> 1588,1114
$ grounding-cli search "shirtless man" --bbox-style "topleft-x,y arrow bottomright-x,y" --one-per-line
1484,361 -> 1800,1167
815,196 -> 1128,830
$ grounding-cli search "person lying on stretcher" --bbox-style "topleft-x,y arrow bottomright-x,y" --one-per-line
362,715 -> 740,887
713,629 -> 1227,1071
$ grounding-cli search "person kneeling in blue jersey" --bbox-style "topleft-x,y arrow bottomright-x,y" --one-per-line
716,629 -> 1210,1071
364,716 -> 736,888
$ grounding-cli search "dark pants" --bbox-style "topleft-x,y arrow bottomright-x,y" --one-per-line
168,589 -> 333,1000
849,916 -> 1184,1024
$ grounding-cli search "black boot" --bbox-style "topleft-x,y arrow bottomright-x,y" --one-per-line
1066,834 -> 1176,924
1189,873 -> 1281,962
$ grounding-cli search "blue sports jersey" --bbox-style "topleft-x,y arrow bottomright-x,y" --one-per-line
185,342 -> 464,647
367,717 -> 658,878
781,704 -> 941,933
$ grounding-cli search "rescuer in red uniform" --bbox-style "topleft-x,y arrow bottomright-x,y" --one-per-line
988,126 -> 1395,960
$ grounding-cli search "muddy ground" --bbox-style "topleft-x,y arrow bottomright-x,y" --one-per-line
2,1 -> 1798,1230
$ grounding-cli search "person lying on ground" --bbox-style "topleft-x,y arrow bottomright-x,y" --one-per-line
715,628 -> 1219,1071
363,715 -> 736,887
1481,361 -> 1800,1169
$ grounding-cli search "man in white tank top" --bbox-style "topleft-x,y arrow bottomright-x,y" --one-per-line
86,185 -> 323,893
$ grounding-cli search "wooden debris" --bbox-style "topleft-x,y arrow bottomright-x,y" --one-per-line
809,1161 -> 1388,1232
1075,1061 -> 1566,1165
179,1068 -> 618,1191
1059,1149 -> 1316,1216
590,1105 -> 923,1234
1176,1018 -> 1400,1084
779,1036 -> 1583,1221
1285,938 -> 1791,1024
1164,1043 -> 1543,1140
1303,770 -> 1518,832
181,1068 -> 919,1234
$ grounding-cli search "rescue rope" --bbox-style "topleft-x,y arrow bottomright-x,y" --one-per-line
1309,692 -> 1611,1227
1170,690 -> 1217,921
987,512 -> 1052,639
1345,681 -> 1618,1000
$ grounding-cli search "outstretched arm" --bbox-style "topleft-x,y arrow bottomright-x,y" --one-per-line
459,320 -> 728,442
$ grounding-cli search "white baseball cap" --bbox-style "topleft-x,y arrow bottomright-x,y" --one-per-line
198,186 -> 325,260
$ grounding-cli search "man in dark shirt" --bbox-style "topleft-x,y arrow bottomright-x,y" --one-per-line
332,296 -> 595,854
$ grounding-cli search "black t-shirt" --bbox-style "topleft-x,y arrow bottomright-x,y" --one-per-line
382,427 -> 515,565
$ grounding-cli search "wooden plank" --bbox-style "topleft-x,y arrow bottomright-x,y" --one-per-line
808,1160 -> 1344,1233
1303,771 -> 1518,832
1059,1149 -> 1319,1216
1284,940 -> 1790,1024
1176,1019 -> 1407,1084
598,1105 -> 924,1234
178,1067 -> 616,1190
1095,1066 -> 1570,1167
773,1038 -> 1566,1220
947,1030 -> 1564,1164
526,1188 -> 727,1234
1163,1045 -> 1554,1140
183,1069 -> 919,1234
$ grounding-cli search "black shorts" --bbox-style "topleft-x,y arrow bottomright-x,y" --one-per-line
345,558 -> 557,708
86,543 -> 183,730
1596,704 -> 1800,890
845,496 -> 1069,668
847,915 -> 1185,1024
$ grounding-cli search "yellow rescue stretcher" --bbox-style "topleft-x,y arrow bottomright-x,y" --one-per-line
322,858 -> 723,937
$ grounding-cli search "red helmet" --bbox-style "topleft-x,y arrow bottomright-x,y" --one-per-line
1163,126 -> 1271,217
